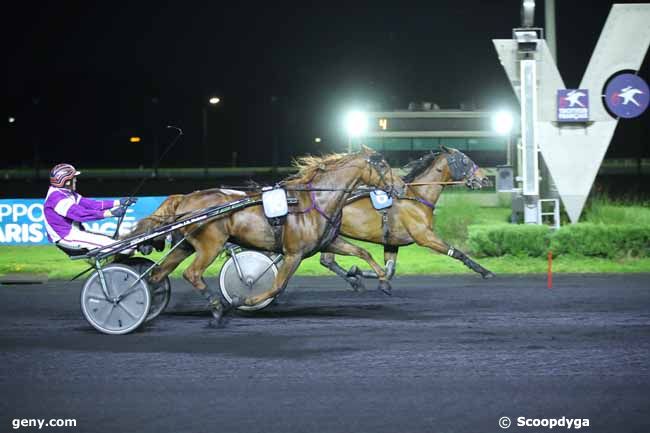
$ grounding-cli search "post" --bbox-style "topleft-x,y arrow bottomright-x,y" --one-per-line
31,98 -> 41,180
151,97 -> 160,177
544,0 -> 557,61
520,59 -> 540,224
202,106 -> 208,176
271,96 -> 279,170
542,0 -> 560,203
506,133 -> 513,167
547,250 -> 553,289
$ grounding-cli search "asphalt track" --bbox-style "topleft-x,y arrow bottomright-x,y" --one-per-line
1,274 -> 649,433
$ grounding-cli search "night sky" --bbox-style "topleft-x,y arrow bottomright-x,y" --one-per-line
4,0 -> 649,169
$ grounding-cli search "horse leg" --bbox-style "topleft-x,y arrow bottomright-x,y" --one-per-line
149,247 -> 193,284
384,245 -> 399,280
319,252 -> 366,292
244,253 -> 303,306
182,229 -> 232,325
410,229 -> 494,278
322,237 -> 393,295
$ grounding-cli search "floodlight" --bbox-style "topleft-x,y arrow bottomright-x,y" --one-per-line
344,111 -> 368,137
208,97 -> 221,105
492,111 -> 514,135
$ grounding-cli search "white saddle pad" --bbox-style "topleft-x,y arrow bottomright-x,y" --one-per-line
370,190 -> 392,210
262,187 -> 289,218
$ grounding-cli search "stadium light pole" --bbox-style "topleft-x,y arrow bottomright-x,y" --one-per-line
344,110 -> 368,152
202,96 -> 221,175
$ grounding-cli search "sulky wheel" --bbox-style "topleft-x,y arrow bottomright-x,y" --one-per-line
219,250 -> 280,311
81,263 -> 151,335
123,257 -> 171,322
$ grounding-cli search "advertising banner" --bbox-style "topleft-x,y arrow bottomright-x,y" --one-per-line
0,197 -> 166,245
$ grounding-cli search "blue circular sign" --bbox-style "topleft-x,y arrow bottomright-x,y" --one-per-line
604,73 -> 649,119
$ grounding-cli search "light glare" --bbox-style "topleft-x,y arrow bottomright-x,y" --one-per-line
493,111 -> 514,135
209,97 -> 221,105
344,111 -> 368,137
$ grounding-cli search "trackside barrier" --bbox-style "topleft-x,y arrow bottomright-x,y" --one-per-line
0,197 -> 167,245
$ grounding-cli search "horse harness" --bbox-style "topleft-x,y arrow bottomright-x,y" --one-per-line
375,151 -> 477,244
284,182 -> 342,250
279,154 -> 393,251
345,186 -> 436,245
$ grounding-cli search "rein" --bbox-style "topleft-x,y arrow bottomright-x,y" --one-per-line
220,185 -> 367,193
140,156 -> 392,231
405,181 -> 465,186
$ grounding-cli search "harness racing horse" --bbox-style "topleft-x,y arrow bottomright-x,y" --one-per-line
319,145 -> 494,294
129,147 -> 394,324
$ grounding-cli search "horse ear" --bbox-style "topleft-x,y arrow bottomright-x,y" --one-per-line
360,144 -> 373,154
440,144 -> 451,153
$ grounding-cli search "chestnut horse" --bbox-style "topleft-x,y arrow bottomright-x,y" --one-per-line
320,146 -> 494,294
130,148 -> 393,324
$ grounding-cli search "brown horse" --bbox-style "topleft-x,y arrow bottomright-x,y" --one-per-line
129,147 -> 394,324
319,145 -> 494,293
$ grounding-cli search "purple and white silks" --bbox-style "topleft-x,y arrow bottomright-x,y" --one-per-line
43,187 -> 116,242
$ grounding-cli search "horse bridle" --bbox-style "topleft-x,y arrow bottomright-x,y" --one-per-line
444,151 -> 482,189
366,153 -> 395,194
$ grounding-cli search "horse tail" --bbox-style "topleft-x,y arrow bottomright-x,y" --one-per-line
126,194 -> 186,238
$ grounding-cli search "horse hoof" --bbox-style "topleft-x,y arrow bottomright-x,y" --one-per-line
207,318 -> 223,328
347,266 -> 360,277
482,271 -> 495,279
210,305 -> 224,321
378,280 -> 392,296
208,315 -> 231,328
349,276 -> 366,292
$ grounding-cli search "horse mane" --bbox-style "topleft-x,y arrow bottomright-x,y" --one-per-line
286,152 -> 361,185
402,152 -> 441,182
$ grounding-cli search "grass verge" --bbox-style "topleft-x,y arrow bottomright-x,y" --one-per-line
2,244 -> 649,280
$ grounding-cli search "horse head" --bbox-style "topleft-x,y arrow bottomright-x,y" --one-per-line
439,145 -> 491,190
357,145 -> 394,191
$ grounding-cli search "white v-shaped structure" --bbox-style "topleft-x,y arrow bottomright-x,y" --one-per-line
493,4 -> 650,223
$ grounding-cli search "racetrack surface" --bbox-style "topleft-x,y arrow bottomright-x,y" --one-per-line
1,275 -> 649,433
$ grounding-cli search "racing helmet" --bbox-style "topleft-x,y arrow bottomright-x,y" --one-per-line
50,163 -> 81,187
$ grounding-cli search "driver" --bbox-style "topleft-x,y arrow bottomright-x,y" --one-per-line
43,163 -> 137,252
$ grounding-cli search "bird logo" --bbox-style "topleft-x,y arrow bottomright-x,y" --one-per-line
612,86 -> 644,107
564,90 -> 586,107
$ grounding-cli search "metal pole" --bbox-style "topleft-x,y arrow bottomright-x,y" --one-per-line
520,59 -> 540,224
544,0 -> 557,61
542,0 -> 560,202
202,106 -> 208,176
151,98 -> 159,177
